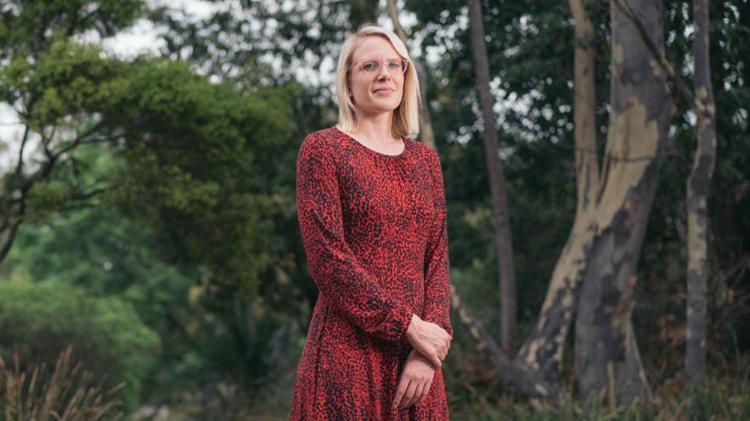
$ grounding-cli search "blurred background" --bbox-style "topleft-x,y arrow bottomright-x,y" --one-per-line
0,0 -> 748,419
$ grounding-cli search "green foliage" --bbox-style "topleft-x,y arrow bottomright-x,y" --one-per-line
4,145 -> 271,403
0,0 -> 144,59
2,0 -> 749,415
5,206 -> 194,330
0,39 -> 116,128
151,0 -> 356,85
0,281 -> 160,410
94,57 -> 294,300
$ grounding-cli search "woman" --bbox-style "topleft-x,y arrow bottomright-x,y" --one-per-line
290,25 -> 454,420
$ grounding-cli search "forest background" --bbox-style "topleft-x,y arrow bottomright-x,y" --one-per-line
0,0 -> 748,419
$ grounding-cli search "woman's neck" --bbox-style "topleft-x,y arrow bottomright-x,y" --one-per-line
351,112 -> 398,143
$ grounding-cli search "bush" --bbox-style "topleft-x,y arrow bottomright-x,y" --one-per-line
0,282 -> 160,410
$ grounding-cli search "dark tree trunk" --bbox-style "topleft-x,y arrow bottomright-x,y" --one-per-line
467,0 -> 518,354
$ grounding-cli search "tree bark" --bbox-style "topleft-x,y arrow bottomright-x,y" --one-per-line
514,0 -> 600,396
467,0 -> 518,354
574,0 -> 671,405
568,0 -> 600,213
686,0 -> 716,387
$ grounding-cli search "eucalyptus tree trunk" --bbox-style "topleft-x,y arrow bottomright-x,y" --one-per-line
445,0 -> 674,403
467,0 -> 518,354
385,0 -> 436,149
574,0 -> 671,404
514,0 -> 599,396
452,0 -> 604,398
686,0 -> 717,387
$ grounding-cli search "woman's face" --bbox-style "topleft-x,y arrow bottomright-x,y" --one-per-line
348,36 -> 405,117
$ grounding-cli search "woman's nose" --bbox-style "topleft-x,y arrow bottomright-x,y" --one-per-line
376,68 -> 393,81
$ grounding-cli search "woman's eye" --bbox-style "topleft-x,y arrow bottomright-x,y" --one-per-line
387,61 -> 401,70
362,61 -> 378,71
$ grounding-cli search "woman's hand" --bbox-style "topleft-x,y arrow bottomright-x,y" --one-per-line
405,314 -> 452,368
392,349 -> 436,410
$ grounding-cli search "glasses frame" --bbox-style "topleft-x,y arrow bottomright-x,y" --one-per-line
350,57 -> 409,75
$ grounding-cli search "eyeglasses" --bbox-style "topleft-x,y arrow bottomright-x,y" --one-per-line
350,58 -> 409,74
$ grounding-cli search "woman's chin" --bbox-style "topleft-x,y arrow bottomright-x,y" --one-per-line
365,98 -> 402,112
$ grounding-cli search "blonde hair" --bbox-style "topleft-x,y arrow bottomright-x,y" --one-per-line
335,25 -> 421,139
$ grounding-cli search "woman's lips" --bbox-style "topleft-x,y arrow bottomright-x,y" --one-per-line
373,88 -> 395,94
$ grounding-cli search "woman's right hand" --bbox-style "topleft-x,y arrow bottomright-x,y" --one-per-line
405,314 -> 452,368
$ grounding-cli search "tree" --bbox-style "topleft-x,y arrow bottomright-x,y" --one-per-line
685,0 -> 717,387
467,0 -> 518,353
138,0 -> 750,407
610,0 -> 719,390
573,0 -> 671,402
1,1 -> 299,407
0,0 -> 144,264
0,281 -> 160,409
406,0 -> 671,404
1,0 -> 293,296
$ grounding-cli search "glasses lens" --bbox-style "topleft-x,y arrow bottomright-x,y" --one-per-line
386,60 -> 402,72
355,59 -> 408,73
361,61 -> 379,72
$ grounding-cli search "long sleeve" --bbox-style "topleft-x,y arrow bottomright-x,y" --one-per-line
295,134 -> 413,342
422,148 -> 454,337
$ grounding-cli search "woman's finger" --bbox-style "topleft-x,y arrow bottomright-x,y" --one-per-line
405,380 -> 421,408
420,378 -> 432,402
392,376 -> 409,410
399,379 -> 418,409
426,349 -> 442,368
410,381 -> 426,407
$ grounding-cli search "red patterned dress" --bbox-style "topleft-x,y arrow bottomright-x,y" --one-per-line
290,126 -> 453,420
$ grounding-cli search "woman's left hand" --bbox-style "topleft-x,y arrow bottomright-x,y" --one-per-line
392,349 -> 436,410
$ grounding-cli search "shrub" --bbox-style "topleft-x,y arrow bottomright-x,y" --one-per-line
0,282 -> 160,410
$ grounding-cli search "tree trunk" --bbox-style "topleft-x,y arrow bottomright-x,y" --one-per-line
435,0 -> 675,403
568,0 -> 600,213
686,0 -> 716,387
467,0 -> 518,354
514,0 -> 600,396
575,0 -> 671,405
385,0 -> 436,149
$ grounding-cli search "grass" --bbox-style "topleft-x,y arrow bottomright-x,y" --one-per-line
449,370 -> 750,421
0,346 -> 124,421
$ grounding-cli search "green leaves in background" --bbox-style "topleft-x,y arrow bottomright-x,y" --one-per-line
0,281 -> 159,410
